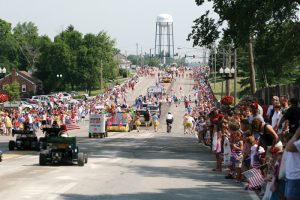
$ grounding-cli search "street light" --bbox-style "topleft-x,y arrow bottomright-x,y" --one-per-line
219,67 -> 235,96
0,67 -> 7,78
56,74 -> 63,91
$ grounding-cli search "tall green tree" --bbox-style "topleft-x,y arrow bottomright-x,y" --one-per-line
13,22 -> 40,71
188,0 -> 299,96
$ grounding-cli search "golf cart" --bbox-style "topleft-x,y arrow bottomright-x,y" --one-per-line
9,129 -> 40,151
39,128 -> 88,166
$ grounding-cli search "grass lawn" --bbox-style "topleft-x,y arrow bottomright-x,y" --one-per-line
209,74 -> 245,102
78,72 -> 136,96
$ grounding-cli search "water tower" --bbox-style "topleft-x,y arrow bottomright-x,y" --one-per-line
154,14 -> 175,65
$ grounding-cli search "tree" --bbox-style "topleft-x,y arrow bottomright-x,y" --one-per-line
13,22 -> 41,71
188,0 -> 299,96
0,19 -> 19,69
4,81 -> 20,102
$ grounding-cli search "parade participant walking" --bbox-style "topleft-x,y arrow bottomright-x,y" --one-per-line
134,113 -> 141,132
152,113 -> 159,132
144,109 -> 151,130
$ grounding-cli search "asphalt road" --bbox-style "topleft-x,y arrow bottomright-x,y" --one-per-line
0,75 -> 259,200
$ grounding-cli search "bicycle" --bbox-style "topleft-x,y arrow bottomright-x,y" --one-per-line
166,119 -> 173,133
167,122 -> 172,133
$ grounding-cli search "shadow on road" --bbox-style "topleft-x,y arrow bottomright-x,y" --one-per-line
60,186 -> 254,200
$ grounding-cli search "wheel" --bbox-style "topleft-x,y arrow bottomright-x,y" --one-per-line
89,133 -> 92,138
39,153 -> 47,166
84,154 -> 88,163
33,141 -> 40,151
0,154 -> 2,162
8,141 -> 15,151
78,152 -> 84,166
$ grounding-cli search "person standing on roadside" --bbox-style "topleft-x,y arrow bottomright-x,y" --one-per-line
279,98 -> 300,142
284,127 -> 300,200
4,113 -> 12,136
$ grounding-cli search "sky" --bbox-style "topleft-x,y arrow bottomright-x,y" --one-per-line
0,0 -> 211,56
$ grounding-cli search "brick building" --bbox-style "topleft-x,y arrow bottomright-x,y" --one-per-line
0,68 -> 43,97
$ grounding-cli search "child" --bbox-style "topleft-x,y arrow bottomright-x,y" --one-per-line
212,125 -> 223,172
231,131 -> 244,181
247,136 -> 265,169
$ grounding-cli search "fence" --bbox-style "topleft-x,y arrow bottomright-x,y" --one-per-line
255,83 -> 300,105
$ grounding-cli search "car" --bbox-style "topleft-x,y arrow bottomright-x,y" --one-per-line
133,110 -> 152,128
61,93 -> 72,101
46,95 -> 58,102
9,129 -> 40,151
69,91 -> 79,97
39,128 -> 88,166
20,101 -> 33,110
30,95 -> 50,106
147,104 -> 160,118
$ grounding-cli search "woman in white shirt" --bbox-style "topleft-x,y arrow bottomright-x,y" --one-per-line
271,103 -> 283,131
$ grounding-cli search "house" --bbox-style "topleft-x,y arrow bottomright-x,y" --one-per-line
0,68 -> 43,97
115,53 -> 132,69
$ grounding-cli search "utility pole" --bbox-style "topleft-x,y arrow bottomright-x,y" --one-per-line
140,47 -> 143,66
213,45 -> 217,89
234,48 -> 237,105
221,48 -> 225,99
136,43 -> 139,66
150,48 -> 152,64
125,50 -> 129,78
100,59 -> 103,90
226,45 -> 232,96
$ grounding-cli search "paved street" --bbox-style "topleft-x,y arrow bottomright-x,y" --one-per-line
0,76 -> 258,200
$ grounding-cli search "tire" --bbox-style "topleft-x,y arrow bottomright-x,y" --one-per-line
8,141 -> 15,151
89,133 -> 92,138
33,141 -> 40,151
39,153 -> 47,166
0,155 -> 2,162
78,152 -> 84,166
84,154 -> 88,163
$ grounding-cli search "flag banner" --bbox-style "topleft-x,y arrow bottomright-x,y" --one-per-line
243,168 -> 264,189
65,119 -> 80,131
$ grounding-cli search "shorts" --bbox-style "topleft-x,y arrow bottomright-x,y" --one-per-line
135,121 -> 141,126
233,155 -> 243,168
153,121 -> 159,127
185,122 -> 192,127
285,178 -> 300,199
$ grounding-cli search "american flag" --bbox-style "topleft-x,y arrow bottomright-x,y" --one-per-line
65,119 -> 80,131
243,168 -> 264,189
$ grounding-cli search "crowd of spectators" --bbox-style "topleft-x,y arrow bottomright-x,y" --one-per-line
0,75 -> 140,135
192,67 -> 300,200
